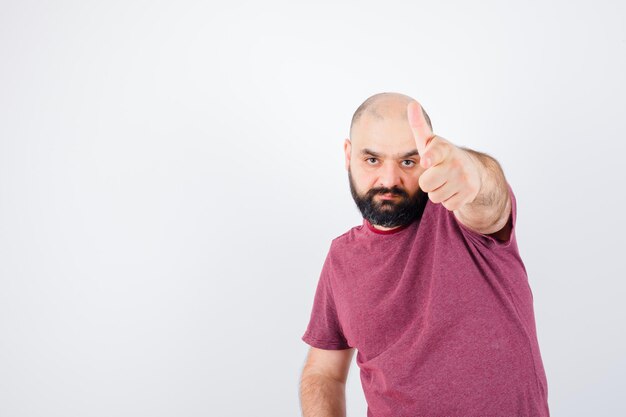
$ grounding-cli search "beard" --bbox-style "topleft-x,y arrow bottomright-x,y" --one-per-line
348,168 -> 429,228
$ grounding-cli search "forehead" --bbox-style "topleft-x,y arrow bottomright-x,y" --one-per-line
351,114 -> 417,155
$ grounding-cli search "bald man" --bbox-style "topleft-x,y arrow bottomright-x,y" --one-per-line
299,93 -> 550,417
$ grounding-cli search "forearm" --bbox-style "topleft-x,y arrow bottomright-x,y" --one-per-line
455,147 -> 510,233
299,373 -> 347,417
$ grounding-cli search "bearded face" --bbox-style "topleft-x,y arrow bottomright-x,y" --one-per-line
348,168 -> 428,228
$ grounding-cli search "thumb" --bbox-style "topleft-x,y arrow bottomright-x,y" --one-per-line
407,100 -> 434,157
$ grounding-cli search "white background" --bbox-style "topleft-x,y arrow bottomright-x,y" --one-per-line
1,0 -> 624,416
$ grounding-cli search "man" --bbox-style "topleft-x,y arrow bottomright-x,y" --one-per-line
299,92 -> 550,417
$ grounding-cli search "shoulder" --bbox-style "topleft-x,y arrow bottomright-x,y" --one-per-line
330,223 -> 364,246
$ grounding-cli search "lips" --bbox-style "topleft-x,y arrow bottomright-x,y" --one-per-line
378,193 -> 398,200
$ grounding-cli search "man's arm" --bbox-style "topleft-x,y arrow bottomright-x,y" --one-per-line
299,347 -> 355,417
453,148 -> 512,241
406,102 -> 512,242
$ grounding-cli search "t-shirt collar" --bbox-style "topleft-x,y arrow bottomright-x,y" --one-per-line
364,218 -> 412,235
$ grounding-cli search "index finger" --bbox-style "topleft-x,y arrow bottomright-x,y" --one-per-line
407,100 -> 435,155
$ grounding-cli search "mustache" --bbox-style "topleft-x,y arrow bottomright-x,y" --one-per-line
367,186 -> 409,199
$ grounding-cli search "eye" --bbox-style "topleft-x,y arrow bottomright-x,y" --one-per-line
365,157 -> 378,165
402,160 -> 416,167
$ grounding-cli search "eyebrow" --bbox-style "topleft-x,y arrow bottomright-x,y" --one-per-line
360,148 -> 420,159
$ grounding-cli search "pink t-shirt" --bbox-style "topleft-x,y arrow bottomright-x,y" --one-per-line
302,182 -> 550,417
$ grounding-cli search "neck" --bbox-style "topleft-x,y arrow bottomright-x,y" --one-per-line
372,224 -> 400,231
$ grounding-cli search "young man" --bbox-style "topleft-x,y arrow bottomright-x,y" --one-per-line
299,92 -> 550,417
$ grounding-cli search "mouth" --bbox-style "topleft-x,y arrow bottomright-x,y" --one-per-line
378,193 -> 399,200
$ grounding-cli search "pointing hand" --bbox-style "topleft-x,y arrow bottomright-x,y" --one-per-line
406,101 -> 483,211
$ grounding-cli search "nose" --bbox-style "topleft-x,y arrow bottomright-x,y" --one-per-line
377,161 -> 403,190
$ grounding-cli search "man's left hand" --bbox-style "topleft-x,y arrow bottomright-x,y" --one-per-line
407,101 -> 483,212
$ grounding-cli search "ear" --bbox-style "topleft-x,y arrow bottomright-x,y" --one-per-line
343,138 -> 351,171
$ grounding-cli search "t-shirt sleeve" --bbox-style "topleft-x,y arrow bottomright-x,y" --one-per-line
453,180 -> 518,249
301,249 -> 351,350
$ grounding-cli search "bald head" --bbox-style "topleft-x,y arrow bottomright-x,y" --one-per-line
349,92 -> 433,138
